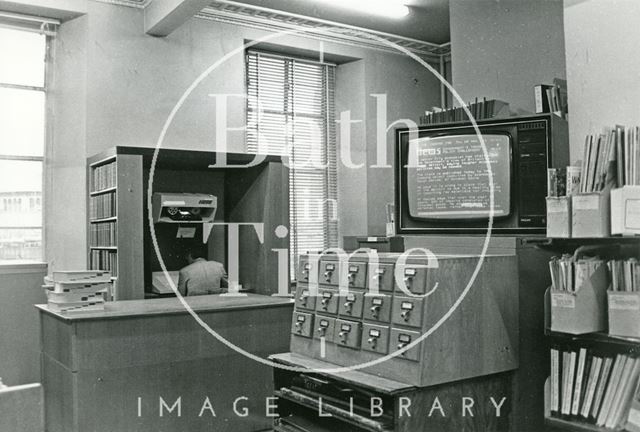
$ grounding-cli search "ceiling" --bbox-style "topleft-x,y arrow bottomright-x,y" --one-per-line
222,0 -> 451,44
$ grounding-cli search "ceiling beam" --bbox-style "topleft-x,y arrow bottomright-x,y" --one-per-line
144,0 -> 212,37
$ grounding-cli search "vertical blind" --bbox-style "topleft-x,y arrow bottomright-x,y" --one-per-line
246,51 -> 338,277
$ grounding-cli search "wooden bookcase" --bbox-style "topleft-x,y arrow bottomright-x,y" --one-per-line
87,151 -> 144,300
87,147 -> 288,300
538,237 -> 640,432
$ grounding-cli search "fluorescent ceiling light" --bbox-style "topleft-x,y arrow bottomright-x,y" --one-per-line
316,0 -> 410,18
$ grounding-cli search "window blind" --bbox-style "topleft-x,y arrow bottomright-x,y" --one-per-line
246,51 -> 338,277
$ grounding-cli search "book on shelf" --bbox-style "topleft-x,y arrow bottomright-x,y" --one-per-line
89,221 -> 117,247
534,79 -> 568,119
550,346 -> 640,429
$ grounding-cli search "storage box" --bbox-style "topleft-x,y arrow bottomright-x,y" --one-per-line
547,263 -> 608,334
572,192 -> 611,238
608,291 -> 640,338
546,197 -> 571,238
611,186 -> 640,236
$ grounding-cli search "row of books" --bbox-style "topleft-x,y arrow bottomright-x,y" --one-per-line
91,162 -> 116,193
89,221 -> 117,247
549,256 -> 603,293
419,99 -> 510,125
609,258 -> 639,292
42,271 -> 110,313
550,346 -> 640,430
579,125 -> 640,193
89,192 -> 117,220
89,250 -> 118,277
534,79 -> 568,119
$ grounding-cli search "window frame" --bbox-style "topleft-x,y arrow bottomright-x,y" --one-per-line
0,25 -> 51,266
244,50 -> 339,279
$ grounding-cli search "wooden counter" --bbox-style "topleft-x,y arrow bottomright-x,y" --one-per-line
37,294 -> 294,432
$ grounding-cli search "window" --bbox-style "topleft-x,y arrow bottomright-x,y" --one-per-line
246,51 -> 338,278
0,26 -> 48,263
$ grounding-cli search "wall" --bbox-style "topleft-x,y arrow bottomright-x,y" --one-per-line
48,1 -> 443,266
449,0 -> 566,114
564,0 -> 640,162
0,266 -> 47,385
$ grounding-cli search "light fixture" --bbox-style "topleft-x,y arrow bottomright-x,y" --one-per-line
316,0 -> 410,18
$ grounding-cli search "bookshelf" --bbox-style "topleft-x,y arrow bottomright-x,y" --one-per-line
541,236 -> 640,432
87,151 -> 144,300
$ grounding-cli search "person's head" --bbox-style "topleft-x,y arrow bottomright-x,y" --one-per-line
184,243 -> 207,265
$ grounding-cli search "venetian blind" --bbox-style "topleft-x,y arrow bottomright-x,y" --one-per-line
246,51 -> 338,277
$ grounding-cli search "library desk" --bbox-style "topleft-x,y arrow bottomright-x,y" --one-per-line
36,294 -> 294,432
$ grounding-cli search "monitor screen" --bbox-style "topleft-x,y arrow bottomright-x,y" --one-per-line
406,134 -> 511,220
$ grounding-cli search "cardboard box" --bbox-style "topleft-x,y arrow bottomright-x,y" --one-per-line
572,192 -> 611,238
547,197 -> 571,238
547,263 -> 608,334
611,186 -> 640,236
608,291 -> 640,338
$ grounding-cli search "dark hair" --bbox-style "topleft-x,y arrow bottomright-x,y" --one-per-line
185,243 -> 207,260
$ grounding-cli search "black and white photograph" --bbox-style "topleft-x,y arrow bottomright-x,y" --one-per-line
1,0 -> 640,431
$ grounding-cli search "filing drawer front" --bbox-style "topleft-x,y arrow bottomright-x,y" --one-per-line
362,323 -> 389,354
314,315 -> 336,340
390,328 -> 421,362
394,265 -> 428,294
334,319 -> 362,349
320,260 -> 339,286
362,294 -> 392,322
391,296 -> 424,328
345,262 -> 367,289
294,285 -> 316,311
316,288 -> 339,315
338,291 -> 364,319
368,263 -> 395,293
296,257 -> 317,283
292,312 -> 313,338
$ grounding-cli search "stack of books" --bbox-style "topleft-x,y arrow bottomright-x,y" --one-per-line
419,98 -> 510,125
550,346 -> 640,429
43,271 -> 111,313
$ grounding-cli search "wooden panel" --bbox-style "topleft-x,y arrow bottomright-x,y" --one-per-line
116,154 -> 145,300
42,354 -> 77,432
72,306 -> 292,370
0,383 -> 44,432
228,162 -> 289,295
39,312 -> 76,370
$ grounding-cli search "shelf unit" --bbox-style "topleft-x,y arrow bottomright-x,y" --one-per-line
86,146 -> 288,300
86,150 -> 144,300
541,236 -> 640,432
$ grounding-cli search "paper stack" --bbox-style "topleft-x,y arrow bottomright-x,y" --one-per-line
43,271 -> 111,313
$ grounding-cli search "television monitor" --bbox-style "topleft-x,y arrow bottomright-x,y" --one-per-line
395,114 -> 569,234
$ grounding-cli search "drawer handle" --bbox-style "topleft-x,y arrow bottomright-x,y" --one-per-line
370,305 -> 380,317
338,331 -> 348,342
321,298 -> 330,309
295,322 -> 304,332
317,327 -> 327,335
344,301 -> 353,311
397,343 -> 408,353
401,310 -> 411,321
367,337 -> 377,347
323,271 -> 332,282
